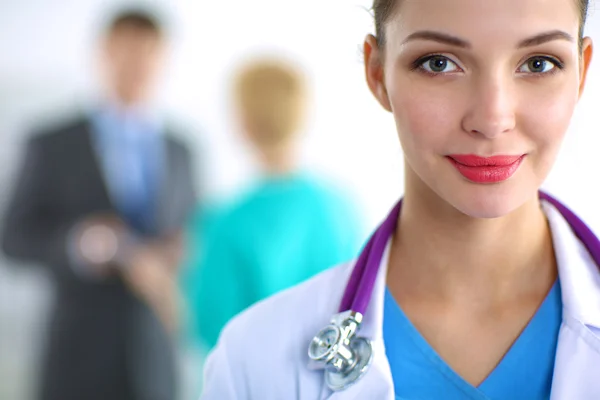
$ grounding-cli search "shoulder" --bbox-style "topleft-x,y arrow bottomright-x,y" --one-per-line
161,116 -> 197,152
299,174 -> 357,208
19,116 -> 91,164
164,133 -> 192,158
203,261 -> 355,395
187,201 -> 232,243
215,184 -> 271,223
294,174 -> 364,233
28,115 -> 89,147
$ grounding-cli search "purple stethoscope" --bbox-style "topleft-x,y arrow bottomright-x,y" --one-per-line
308,191 -> 600,391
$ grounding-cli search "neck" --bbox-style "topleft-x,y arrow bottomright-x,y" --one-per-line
105,87 -> 151,111
258,145 -> 297,177
388,172 -> 557,308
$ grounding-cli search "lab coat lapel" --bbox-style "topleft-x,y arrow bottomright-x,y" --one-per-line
544,202 -> 600,399
320,242 -> 395,400
550,316 -> 600,399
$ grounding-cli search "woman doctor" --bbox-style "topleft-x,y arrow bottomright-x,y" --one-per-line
200,0 -> 600,398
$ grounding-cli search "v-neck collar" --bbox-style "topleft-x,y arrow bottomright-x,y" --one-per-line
383,280 -> 562,399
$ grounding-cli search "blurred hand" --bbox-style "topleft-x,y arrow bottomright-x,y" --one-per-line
121,244 -> 180,333
145,231 -> 184,273
73,213 -> 127,277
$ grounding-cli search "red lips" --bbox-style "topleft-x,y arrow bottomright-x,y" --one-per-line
447,154 -> 525,183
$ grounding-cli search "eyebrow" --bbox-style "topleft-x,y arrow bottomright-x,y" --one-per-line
517,30 -> 574,47
403,31 -> 470,48
402,29 -> 575,49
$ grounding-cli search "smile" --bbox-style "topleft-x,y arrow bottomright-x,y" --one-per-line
446,154 -> 526,183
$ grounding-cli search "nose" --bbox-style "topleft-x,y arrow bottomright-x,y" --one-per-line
461,74 -> 516,139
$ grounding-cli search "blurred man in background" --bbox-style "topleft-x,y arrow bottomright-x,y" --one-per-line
1,7 -> 196,400
180,57 -> 364,353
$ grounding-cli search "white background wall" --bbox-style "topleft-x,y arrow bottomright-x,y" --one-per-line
1,1 -> 600,399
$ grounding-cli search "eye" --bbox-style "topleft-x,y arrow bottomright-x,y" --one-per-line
419,55 -> 460,74
518,56 -> 562,74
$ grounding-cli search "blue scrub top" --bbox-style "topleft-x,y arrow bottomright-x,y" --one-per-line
383,281 -> 562,400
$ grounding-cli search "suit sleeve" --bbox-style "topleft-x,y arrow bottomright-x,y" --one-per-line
164,138 -> 198,235
180,143 -> 198,222
1,136 -> 74,274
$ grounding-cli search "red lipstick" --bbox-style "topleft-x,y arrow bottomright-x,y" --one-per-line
447,154 -> 525,183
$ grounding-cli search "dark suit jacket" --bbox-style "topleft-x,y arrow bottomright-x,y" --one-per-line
1,115 -> 196,400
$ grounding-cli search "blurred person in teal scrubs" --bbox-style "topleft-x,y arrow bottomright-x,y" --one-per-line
180,57 -> 365,353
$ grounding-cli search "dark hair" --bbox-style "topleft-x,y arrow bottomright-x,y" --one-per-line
372,0 -> 589,47
105,8 -> 163,36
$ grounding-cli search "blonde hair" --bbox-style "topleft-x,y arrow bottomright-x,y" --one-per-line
234,58 -> 306,147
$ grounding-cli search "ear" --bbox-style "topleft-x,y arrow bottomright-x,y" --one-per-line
578,37 -> 593,100
364,34 -> 392,112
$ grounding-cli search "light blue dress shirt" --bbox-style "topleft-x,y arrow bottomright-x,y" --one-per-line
91,106 -> 165,235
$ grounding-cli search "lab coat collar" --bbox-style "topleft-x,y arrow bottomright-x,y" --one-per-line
345,200 -> 600,333
543,201 -> 600,329
321,200 -> 600,399
341,198 -> 600,336
545,201 -> 600,399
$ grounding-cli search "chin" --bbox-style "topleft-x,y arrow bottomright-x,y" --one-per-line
116,85 -> 150,105
442,182 -> 535,219
406,159 -> 542,220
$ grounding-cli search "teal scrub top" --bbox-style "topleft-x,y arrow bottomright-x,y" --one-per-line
180,173 -> 365,350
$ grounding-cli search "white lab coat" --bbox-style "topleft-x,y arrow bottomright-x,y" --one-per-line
200,202 -> 600,399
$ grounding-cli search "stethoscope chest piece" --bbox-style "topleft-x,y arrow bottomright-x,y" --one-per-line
308,311 -> 373,391
324,336 -> 372,391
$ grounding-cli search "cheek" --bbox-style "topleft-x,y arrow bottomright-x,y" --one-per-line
387,80 -> 460,158
517,80 -> 579,163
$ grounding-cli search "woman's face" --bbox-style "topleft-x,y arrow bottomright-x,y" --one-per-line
365,0 -> 593,218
